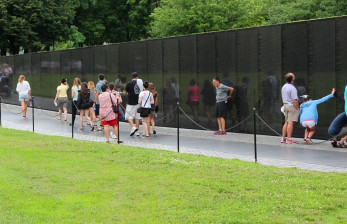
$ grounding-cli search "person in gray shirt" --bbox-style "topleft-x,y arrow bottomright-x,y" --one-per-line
281,73 -> 299,144
212,77 -> 234,135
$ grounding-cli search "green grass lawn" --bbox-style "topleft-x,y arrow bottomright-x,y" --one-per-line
0,127 -> 346,224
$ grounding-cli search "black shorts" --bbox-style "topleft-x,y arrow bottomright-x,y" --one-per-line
215,101 -> 227,118
95,104 -> 100,116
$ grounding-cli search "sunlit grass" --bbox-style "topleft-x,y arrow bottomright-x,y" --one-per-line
0,127 -> 346,223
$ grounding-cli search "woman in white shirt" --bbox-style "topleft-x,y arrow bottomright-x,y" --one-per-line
70,78 -> 81,126
16,75 -> 31,117
138,81 -> 154,137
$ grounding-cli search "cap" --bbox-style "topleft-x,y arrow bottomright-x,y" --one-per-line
131,72 -> 139,78
300,95 -> 311,99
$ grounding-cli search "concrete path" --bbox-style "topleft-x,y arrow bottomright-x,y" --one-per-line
1,104 -> 346,173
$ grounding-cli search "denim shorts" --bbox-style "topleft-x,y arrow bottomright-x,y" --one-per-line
18,93 -> 29,101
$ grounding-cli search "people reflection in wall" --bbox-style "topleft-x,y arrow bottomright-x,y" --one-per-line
0,64 -> 13,96
162,78 -> 176,123
201,79 -> 215,124
221,72 -> 235,124
235,77 -> 250,132
261,73 -> 280,123
171,77 -> 179,103
295,78 -> 307,104
187,78 -> 199,123
80,71 -> 88,83
114,74 -> 123,92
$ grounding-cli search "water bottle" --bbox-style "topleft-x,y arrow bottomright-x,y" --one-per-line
94,106 -> 96,111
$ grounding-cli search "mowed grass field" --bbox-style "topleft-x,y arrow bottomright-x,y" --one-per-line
0,127 -> 346,223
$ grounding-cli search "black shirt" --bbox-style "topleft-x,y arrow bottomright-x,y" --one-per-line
125,80 -> 140,105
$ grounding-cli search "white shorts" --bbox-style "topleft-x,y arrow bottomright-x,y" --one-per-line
301,120 -> 315,128
125,104 -> 141,120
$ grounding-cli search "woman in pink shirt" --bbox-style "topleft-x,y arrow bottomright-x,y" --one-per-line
99,84 -> 122,143
187,79 -> 200,123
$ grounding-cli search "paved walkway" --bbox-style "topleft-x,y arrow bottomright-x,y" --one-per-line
1,104 -> 347,173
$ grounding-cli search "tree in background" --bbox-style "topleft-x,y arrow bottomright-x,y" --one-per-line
149,0 -> 347,38
264,0 -> 347,24
149,0 -> 266,38
0,0 -> 75,55
1,0 -> 346,55
73,0 -> 157,45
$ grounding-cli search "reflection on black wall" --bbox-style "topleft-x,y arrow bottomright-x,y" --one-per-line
1,17 -> 347,139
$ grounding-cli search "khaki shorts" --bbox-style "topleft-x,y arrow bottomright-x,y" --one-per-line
57,97 -> 68,110
284,104 -> 299,122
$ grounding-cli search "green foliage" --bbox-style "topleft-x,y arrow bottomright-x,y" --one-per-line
0,127 -> 346,223
264,0 -> 347,24
0,0 -> 74,55
149,0 -> 267,38
74,0 -> 155,45
149,0 -> 347,38
1,0 -> 347,54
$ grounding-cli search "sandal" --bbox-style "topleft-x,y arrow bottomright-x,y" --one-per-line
336,142 -> 347,148
331,139 -> 338,148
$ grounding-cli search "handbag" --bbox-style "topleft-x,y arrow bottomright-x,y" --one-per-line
109,94 -> 118,114
140,108 -> 151,117
151,104 -> 156,111
118,105 -> 124,120
137,92 -> 151,117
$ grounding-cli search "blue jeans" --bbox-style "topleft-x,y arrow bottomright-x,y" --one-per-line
328,112 -> 347,136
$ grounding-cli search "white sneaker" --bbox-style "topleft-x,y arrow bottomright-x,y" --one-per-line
136,132 -> 140,136
130,126 -> 137,136
110,131 -> 117,139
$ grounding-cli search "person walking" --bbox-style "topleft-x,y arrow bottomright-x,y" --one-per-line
108,82 -> 123,139
93,73 -> 106,131
54,78 -> 69,121
281,73 -> 299,144
138,81 -> 154,137
299,88 -> 336,143
212,77 -> 234,135
70,78 -> 81,126
99,84 -> 122,143
124,72 -> 142,136
88,81 -> 97,131
148,82 -> 158,135
16,75 -> 31,117
76,82 -> 93,130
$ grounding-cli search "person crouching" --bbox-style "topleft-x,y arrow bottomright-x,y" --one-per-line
299,88 -> 336,143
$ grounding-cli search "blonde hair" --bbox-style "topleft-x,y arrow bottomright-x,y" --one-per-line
73,78 -> 81,87
148,82 -> 157,95
18,75 -> 25,83
88,81 -> 95,91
